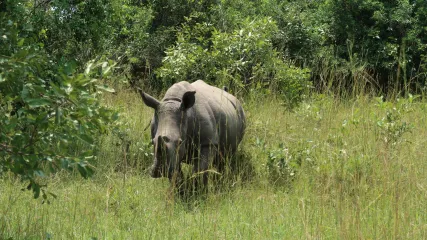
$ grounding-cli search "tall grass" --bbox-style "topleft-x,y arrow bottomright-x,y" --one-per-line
1,87 -> 427,239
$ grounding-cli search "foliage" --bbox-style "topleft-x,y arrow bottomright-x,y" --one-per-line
109,0 -> 219,88
209,0 -> 427,93
266,143 -> 301,187
107,1 -> 154,80
375,95 -> 414,146
29,0 -> 116,66
257,0 -> 323,65
0,2 -> 117,199
316,0 -> 427,91
158,17 -> 311,106
15,0 -> 425,94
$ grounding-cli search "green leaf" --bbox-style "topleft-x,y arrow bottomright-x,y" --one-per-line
85,166 -> 94,177
77,134 -> 94,144
35,112 -> 48,124
33,183 -> 40,199
101,61 -> 114,76
77,164 -> 88,178
96,85 -> 115,93
111,112 -> 119,121
55,106 -> 62,125
82,78 -> 98,87
61,158 -> 75,171
48,192 -> 57,199
85,62 -> 94,75
21,84 -> 31,99
51,84 -> 66,97
17,38 -> 25,46
34,170 -> 46,177
26,98 -> 51,108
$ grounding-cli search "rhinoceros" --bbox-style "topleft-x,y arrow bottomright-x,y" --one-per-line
139,80 -> 246,188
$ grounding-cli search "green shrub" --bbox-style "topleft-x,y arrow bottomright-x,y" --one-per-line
266,142 -> 316,187
0,8 -> 117,199
375,96 -> 414,146
158,17 -> 311,107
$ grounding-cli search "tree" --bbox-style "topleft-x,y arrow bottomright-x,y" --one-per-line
0,0 -> 117,200
316,0 -> 427,92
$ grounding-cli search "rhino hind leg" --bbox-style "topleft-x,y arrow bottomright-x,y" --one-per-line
216,145 -> 235,172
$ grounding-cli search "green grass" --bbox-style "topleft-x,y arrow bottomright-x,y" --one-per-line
2,90 -> 427,239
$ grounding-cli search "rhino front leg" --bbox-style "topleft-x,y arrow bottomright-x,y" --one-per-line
193,145 -> 214,189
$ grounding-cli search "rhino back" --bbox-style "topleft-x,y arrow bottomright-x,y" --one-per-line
191,80 -> 245,151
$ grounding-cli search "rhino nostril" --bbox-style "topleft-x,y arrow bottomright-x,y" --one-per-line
161,136 -> 170,143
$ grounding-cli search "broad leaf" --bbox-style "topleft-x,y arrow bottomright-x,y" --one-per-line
26,98 -> 52,108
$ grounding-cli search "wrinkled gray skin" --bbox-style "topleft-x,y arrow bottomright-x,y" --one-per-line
139,80 -> 246,187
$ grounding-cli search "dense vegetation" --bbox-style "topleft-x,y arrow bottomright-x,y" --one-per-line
1,0 -> 427,238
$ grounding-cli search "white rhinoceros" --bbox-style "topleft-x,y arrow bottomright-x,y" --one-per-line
139,80 -> 246,188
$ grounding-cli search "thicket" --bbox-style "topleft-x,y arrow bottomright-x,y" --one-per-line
1,0 -> 426,197
4,0 -> 425,94
0,0 -> 118,199
114,0 -> 427,95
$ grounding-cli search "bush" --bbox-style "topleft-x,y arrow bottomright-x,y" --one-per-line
0,7 -> 117,199
265,142 -> 315,188
157,17 -> 311,107
315,0 -> 427,92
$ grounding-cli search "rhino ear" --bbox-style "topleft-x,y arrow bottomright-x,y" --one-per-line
139,90 -> 160,109
180,91 -> 196,110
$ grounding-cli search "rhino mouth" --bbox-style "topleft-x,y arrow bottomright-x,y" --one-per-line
150,165 -> 163,178
150,163 -> 181,179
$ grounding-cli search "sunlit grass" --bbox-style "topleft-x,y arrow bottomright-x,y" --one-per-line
1,89 -> 427,239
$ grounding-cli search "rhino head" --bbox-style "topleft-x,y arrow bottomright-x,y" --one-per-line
140,89 -> 196,181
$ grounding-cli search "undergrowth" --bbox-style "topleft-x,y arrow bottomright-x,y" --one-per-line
1,90 -> 427,239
